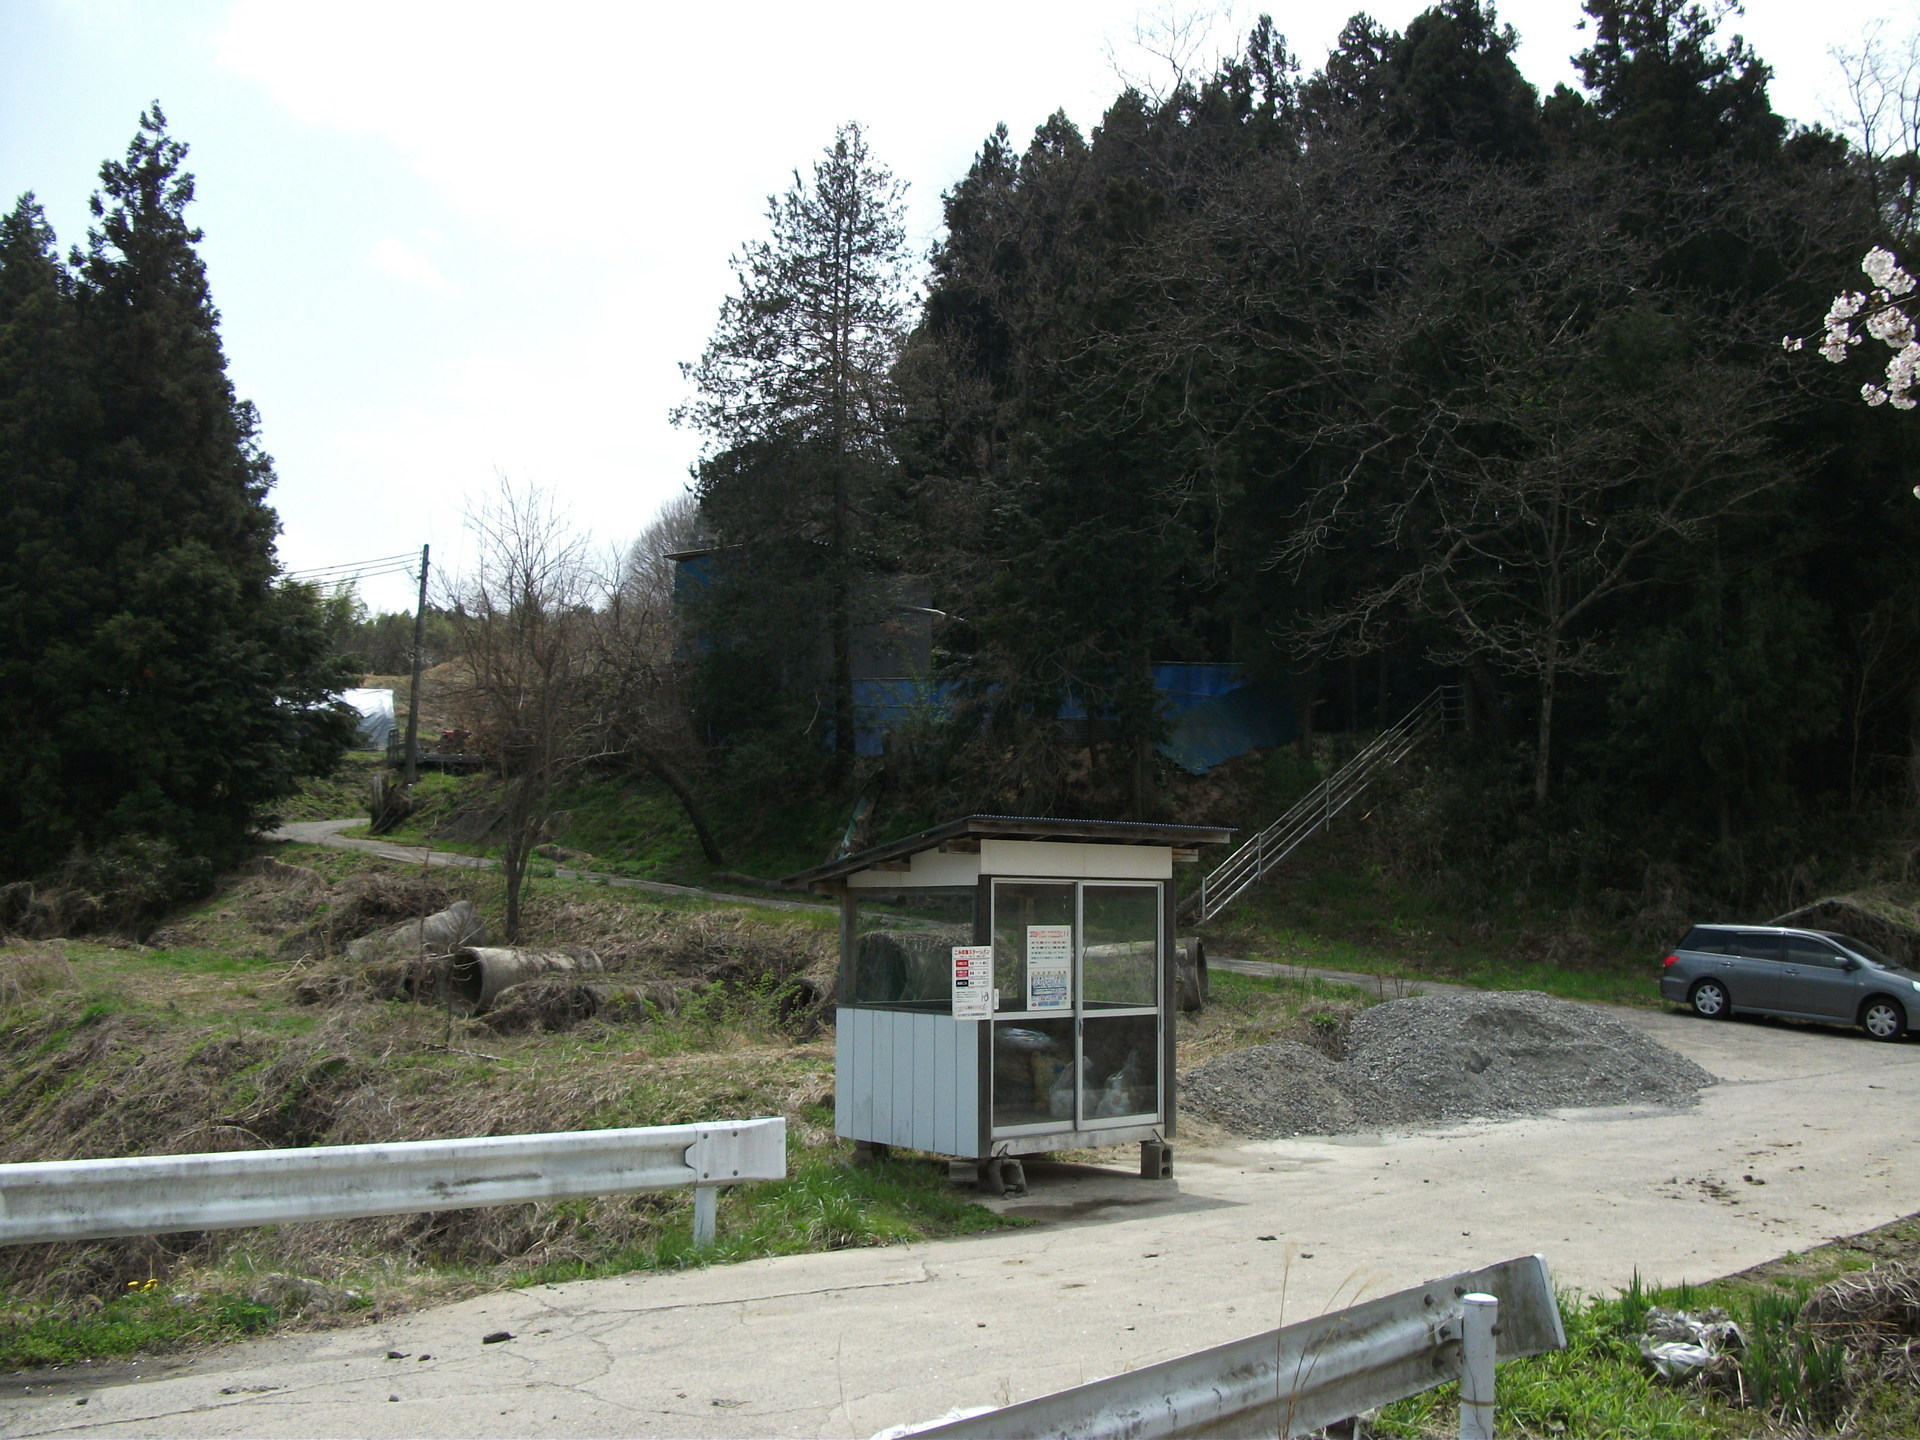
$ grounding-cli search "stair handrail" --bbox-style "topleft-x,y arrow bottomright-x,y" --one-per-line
1188,684 -> 1460,924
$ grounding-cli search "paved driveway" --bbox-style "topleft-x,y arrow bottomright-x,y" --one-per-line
5,1006 -> 1916,1438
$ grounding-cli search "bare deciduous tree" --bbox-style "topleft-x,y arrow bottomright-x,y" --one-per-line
1271,165 -> 1807,804
448,480 -> 597,942
1832,21 -> 1920,240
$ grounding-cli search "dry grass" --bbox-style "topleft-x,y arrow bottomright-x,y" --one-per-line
0,847 -> 858,1356
0,944 -> 76,1008
1800,1261 -> 1920,1391
1175,970 -> 1372,1071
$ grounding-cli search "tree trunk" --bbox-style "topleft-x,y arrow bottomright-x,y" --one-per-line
829,469 -> 856,783
1292,661 -> 1321,761
1909,675 -> 1920,810
1130,733 -> 1156,821
1533,645 -> 1558,807
635,745 -> 726,866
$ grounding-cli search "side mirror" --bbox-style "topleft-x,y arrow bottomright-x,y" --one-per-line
1839,956 -> 1861,971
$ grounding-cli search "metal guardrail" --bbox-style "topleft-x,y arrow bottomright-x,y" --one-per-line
1190,684 -> 1463,924
0,1118 -> 786,1249
909,1253 -> 1563,1440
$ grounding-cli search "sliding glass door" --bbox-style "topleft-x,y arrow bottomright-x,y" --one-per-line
989,879 -> 1161,1135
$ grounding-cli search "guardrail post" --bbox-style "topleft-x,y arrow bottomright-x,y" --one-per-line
692,1184 -> 718,1248
1459,1292 -> 1498,1440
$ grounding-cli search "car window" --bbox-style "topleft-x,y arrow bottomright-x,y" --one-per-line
1823,933 -> 1897,968
1733,932 -> 1784,962
1680,928 -> 1730,954
1786,937 -> 1844,967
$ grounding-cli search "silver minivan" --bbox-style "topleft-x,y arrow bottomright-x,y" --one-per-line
1660,925 -> 1920,1041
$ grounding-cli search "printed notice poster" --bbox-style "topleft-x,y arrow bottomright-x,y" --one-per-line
1026,925 -> 1072,1011
952,945 -> 994,1020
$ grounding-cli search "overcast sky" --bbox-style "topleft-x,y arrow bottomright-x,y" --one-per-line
1,0 -> 1907,609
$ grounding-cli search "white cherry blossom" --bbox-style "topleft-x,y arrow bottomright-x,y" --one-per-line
1801,248 -> 1919,414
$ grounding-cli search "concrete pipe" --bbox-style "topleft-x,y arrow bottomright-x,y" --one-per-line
449,947 -> 603,1012
346,901 -> 487,965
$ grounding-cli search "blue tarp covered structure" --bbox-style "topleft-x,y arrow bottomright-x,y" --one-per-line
853,665 -> 1294,772
1157,677 -> 1297,773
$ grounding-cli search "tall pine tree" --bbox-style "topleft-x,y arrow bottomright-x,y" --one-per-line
0,107 -> 354,892
677,123 -> 909,783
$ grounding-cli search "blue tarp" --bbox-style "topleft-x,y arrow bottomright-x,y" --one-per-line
1157,679 -> 1297,774
853,666 -> 1295,772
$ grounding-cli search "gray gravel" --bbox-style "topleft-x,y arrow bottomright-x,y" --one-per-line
1183,990 -> 1716,1139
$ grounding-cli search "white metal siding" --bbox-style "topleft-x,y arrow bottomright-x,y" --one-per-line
835,1008 -> 982,1155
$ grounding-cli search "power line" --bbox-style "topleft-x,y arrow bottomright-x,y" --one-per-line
282,550 -> 417,580
285,567 -> 419,589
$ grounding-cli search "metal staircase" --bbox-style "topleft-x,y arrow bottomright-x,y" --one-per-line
1187,684 -> 1463,925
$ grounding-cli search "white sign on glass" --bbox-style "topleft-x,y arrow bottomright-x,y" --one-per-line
952,945 -> 994,1019
1026,925 -> 1072,1011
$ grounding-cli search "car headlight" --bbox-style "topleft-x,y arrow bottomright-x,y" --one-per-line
1910,980 -> 1920,993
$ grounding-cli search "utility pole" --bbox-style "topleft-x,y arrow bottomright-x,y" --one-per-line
402,544 -> 429,785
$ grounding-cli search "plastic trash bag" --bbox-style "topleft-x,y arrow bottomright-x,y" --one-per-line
1643,1341 -> 1717,1380
1049,1056 -> 1091,1118
1092,1048 -> 1144,1118
1639,1306 -> 1745,1382
995,1027 -> 1057,1053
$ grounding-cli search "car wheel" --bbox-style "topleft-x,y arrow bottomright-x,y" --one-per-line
1689,979 -> 1730,1019
1860,997 -> 1907,1042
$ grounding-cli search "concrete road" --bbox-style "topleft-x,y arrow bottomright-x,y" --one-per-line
5,1007 -> 1917,1438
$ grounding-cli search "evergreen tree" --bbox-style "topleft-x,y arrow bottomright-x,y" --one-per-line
1571,0 -> 1783,164
0,107 -> 355,890
677,123 -> 909,782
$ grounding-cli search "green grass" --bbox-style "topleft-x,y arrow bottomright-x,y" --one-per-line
315,764 -> 917,893
0,1283 -> 297,1369
1203,867 -> 1661,1008
138,945 -> 283,975
270,751 -> 385,823
1373,1260 -> 1902,1440
0,1141 -> 1014,1371
509,1138 -> 1019,1290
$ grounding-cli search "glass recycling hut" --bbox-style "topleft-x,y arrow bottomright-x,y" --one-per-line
786,815 -> 1233,1188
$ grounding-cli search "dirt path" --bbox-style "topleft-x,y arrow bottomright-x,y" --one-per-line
265,819 -> 833,914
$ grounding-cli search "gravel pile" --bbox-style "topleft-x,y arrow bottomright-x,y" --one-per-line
1183,990 -> 1715,1139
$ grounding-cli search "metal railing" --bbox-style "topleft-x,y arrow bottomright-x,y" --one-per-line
1190,684 -> 1463,924
907,1253 -> 1562,1440
0,1118 -> 786,1251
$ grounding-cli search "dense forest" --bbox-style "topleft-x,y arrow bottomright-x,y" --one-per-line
680,0 -> 1920,908
4,3 -> 1919,928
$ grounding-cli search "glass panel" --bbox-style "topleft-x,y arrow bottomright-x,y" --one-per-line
1787,938 -> 1842,967
1736,932 -> 1784,963
993,1018 -> 1075,1127
1081,885 -> 1158,1009
1833,936 -> 1896,967
992,883 -> 1074,1016
1081,1015 -> 1158,1122
847,887 -> 974,1011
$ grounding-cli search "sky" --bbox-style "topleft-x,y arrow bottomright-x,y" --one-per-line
1,0 -> 1909,610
